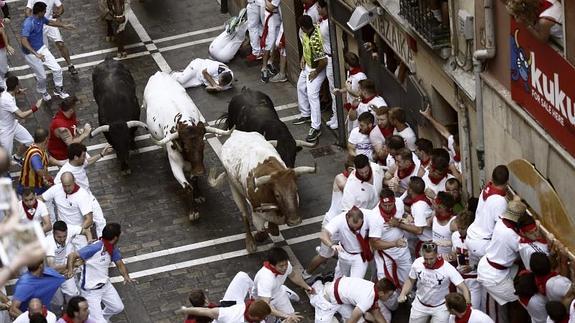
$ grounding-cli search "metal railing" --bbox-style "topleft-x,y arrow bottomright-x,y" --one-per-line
399,0 -> 451,49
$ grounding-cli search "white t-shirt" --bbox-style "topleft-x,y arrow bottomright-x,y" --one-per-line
409,198 -> 433,242
432,216 -> 455,255
409,257 -> 464,307
467,189 -> 507,241
479,220 -> 520,281
348,128 -> 373,161
215,303 -> 264,323
448,309 -> 493,323
345,72 -> 367,105
41,184 -> 93,226
16,199 -> 49,223
45,224 -> 83,265
319,19 -> 330,55
54,159 -> 91,193
367,202 -> 407,258
356,96 -> 387,120
201,59 -> 233,89
341,163 -> 384,211
252,261 -> 293,299
520,293 -> 547,323
369,126 -> 386,151
568,298 -> 575,323
304,2 -> 320,24
518,239 -> 549,271
13,311 -> 57,323
0,91 -> 18,133
394,162 -> 422,193
79,240 -> 121,289
26,0 -> 62,20
422,170 -> 455,196
325,211 -> 370,254
331,277 -> 376,313
394,125 -> 417,151
447,135 -> 462,173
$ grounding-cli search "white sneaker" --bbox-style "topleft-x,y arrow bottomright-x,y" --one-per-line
54,87 -> 69,99
301,270 -> 312,280
41,92 -> 52,101
315,246 -> 320,254
329,122 -> 338,130
326,119 -> 334,126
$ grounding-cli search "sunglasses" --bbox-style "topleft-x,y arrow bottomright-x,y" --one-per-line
421,242 -> 438,252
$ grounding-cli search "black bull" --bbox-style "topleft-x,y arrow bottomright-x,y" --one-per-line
92,58 -> 146,174
222,88 -> 302,168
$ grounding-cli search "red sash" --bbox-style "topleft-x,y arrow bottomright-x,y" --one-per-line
486,258 -> 507,270
333,277 -> 344,304
348,225 -> 373,262
379,250 -> 400,288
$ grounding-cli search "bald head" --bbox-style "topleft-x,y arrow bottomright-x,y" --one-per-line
346,207 -> 364,231
61,172 -> 77,194
28,298 -> 43,314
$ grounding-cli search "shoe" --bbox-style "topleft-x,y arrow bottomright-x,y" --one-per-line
302,270 -> 312,280
315,246 -> 320,254
269,73 -> 287,83
292,116 -> 311,125
68,65 -> 78,75
306,128 -> 321,142
41,92 -> 52,101
283,286 -> 300,302
328,122 -> 338,130
12,154 -> 23,165
267,63 -> 278,75
261,69 -> 270,83
246,53 -> 262,62
54,87 -> 69,99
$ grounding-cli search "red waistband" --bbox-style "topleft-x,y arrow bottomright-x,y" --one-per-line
486,258 -> 508,270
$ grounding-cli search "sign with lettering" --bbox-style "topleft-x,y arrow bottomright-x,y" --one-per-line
510,19 -> 575,157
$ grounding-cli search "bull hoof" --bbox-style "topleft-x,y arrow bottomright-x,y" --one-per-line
267,223 -> 280,236
246,237 -> 257,254
193,196 -> 206,204
254,230 -> 269,242
188,211 -> 200,222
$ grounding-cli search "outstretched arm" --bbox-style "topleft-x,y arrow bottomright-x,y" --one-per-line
419,104 -> 451,140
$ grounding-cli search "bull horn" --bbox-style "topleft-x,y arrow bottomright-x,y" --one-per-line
90,125 -> 110,137
154,132 -> 179,146
293,162 -> 317,176
254,174 -> 273,187
255,203 -> 279,212
295,140 -> 317,148
205,126 -> 233,136
126,121 -> 148,129
268,140 -> 278,147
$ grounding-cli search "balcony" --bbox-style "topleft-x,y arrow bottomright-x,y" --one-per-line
399,0 -> 451,49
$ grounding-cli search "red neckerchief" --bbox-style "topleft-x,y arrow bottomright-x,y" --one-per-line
263,261 -> 282,276
355,167 -> 372,183
481,182 -> 506,201
42,306 -> 48,317
65,183 -> 81,198
342,170 -> 351,178
421,157 -> 431,168
303,1 -> 316,12
378,200 -> 396,222
453,151 -> 461,162
22,200 -> 38,220
361,95 -> 376,104
501,219 -> 518,233
397,162 -> 415,179
428,165 -> 448,185
455,304 -> 472,323
61,314 -> 75,323
348,222 -> 373,262
403,194 -> 431,207
243,299 -> 259,323
100,237 -> 115,256
534,272 -> 558,295
519,235 -> 547,244
423,256 -> 445,269
434,197 -> 454,222
378,125 -> 394,138
349,67 -> 362,75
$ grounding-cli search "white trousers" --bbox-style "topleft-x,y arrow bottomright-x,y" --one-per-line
326,57 -> 336,118
82,281 -> 124,323
466,278 -> 485,311
334,251 -> 368,279
297,65 -> 326,130
409,297 -> 450,323
260,9 -> 281,51
0,47 -> 8,89
0,123 -> 34,155
52,278 -> 80,307
222,271 -> 253,303
172,59 -> 204,88
24,45 -> 63,94
92,196 -> 106,238
265,288 -> 295,323
374,247 -> 412,286
246,2 -> 262,55
477,258 -> 518,305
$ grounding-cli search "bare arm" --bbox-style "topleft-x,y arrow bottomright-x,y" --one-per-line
397,222 -> 424,235
456,281 -> 471,304
20,36 -> 41,58
46,19 -> 73,29
419,105 -> 451,140
0,27 -> 12,54
175,307 -> 219,319
86,145 -> 112,166
56,127 -> 90,145
41,214 -> 52,233
319,229 -> 333,248
398,277 -> 415,302
347,143 -> 357,157
288,270 -> 312,293
24,7 -> 32,17
81,213 -> 93,232
367,308 -> 388,323
9,300 -> 22,318
52,4 -> 64,18
369,237 -> 403,251
115,259 -> 135,284
201,69 -> 218,88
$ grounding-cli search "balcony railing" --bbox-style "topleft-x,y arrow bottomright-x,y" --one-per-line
399,0 -> 451,49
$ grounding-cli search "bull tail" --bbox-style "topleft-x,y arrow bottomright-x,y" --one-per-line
207,168 -> 227,188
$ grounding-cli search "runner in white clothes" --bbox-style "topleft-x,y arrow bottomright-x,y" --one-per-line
17,187 -> 51,233
368,188 -> 410,287
333,53 -> 367,133
398,241 -> 471,323
53,143 -> 111,237
432,192 -> 457,261
516,213 -> 549,270
466,165 -> 509,261
445,292 -> 493,323
172,58 -> 234,92
65,223 -> 134,323
347,112 -> 375,161
349,79 -> 386,131
245,0 -> 263,61
389,107 -> 416,151
421,149 -> 454,197
12,298 -> 57,323
40,172 -> 93,249
252,247 -> 311,322
395,177 -> 433,250
513,271 -> 548,323
45,221 -> 88,306
386,147 -> 424,196
341,154 -> 384,211
321,207 -> 373,279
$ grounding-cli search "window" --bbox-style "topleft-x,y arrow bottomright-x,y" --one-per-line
399,0 -> 451,49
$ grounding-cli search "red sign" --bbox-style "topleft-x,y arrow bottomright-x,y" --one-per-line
510,20 -> 575,157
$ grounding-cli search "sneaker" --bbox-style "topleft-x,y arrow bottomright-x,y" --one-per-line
261,69 -> 270,83
315,246 -> 320,254
269,73 -> 287,83
41,92 -> 52,101
54,87 -> 69,99
267,63 -> 278,75
306,128 -> 321,142
301,270 -> 312,280
292,116 -> 311,125
12,154 -> 23,165
68,65 -> 78,75
246,53 -> 262,62
328,122 -> 338,130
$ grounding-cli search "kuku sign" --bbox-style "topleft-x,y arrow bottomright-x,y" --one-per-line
510,19 -> 575,157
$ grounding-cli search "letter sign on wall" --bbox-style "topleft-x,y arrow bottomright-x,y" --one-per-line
510,19 -> 575,157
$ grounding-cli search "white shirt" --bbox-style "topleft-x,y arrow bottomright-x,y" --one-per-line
447,135 -> 462,173
319,18 -> 330,55
394,162 -> 422,193
407,195 -> 433,242
304,2 -> 320,24
330,277 -> 376,313
479,219 -> 520,281
356,96 -> 387,120
409,257 -> 464,306
368,202 -> 407,258
369,126 -> 386,151
215,303 -> 264,323
341,163 -> 384,211
41,184 -> 93,227
54,159 -> 91,193
45,224 -> 83,265
518,239 -> 549,271
467,188 -> 507,241
422,170 -> 455,196
325,210 -> 370,254
568,298 -> 575,323
348,128 -> 373,161
448,309 -> 494,323
16,199 -> 49,223
26,0 -> 62,20
200,59 -> 233,89
79,240 -> 121,290
394,125 -> 417,151
13,311 -> 57,323
521,293 -> 547,323
432,216 -> 455,255
0,91 -> 18,133
252,261 -> 292,299
345,72 -> 367,105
